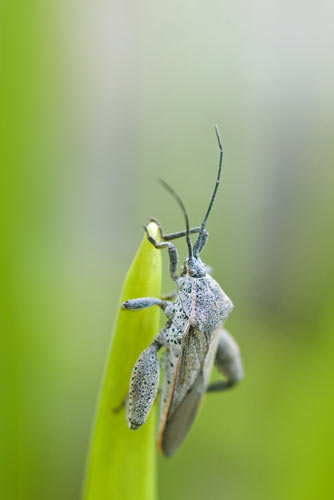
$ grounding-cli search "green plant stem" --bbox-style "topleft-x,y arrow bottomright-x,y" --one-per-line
83,222 -> 161,500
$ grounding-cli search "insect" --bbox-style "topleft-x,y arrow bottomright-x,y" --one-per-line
122,126 -> 243,457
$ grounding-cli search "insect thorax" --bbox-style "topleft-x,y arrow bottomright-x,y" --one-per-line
176,275 -> 234,333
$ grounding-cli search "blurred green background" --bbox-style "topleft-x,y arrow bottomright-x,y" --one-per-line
1,0 -> 333,499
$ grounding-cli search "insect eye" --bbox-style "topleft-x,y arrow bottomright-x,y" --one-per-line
188,268 -> 195,277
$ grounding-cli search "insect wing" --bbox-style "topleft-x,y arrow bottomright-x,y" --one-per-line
160,370 -> 205,456
158,324 -> 209,456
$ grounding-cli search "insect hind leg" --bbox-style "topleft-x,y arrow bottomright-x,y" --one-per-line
206,380 -> 234,392
207,329 -> 243,392
127,340 -> 161,430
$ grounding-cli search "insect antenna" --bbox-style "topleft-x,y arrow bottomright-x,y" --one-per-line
193,125 -> 223,257
158,178 -> 193,260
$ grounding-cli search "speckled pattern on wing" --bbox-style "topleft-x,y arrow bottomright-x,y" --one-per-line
159,327 -> 221,456
177,275 -> 234,332
157,275 -> 233,433
169,325 -> 208,414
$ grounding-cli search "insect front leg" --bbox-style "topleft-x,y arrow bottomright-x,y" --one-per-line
149,217 -> 201,241
207,329 -> 243,392
144,225 -> 179,281
122,297 -> 174,319
127,340 -> 161,430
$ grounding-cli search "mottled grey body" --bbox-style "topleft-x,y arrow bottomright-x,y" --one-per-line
156,274 -> 234,418
123,249 -> 243,456
122,125 -> 243,456
176,274 -> 234,332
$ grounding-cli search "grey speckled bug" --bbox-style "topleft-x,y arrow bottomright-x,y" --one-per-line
122,126 -> 243,457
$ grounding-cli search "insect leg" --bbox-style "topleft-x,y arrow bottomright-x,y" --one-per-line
127,340 -> 161,430
122,297 -> 174,319
144,225 -> 179,281
149,218 -> 201,241
207,329 -> 243,392
113,395 -> 128,413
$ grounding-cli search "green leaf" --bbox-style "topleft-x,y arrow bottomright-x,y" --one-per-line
83,222 -> 161,500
